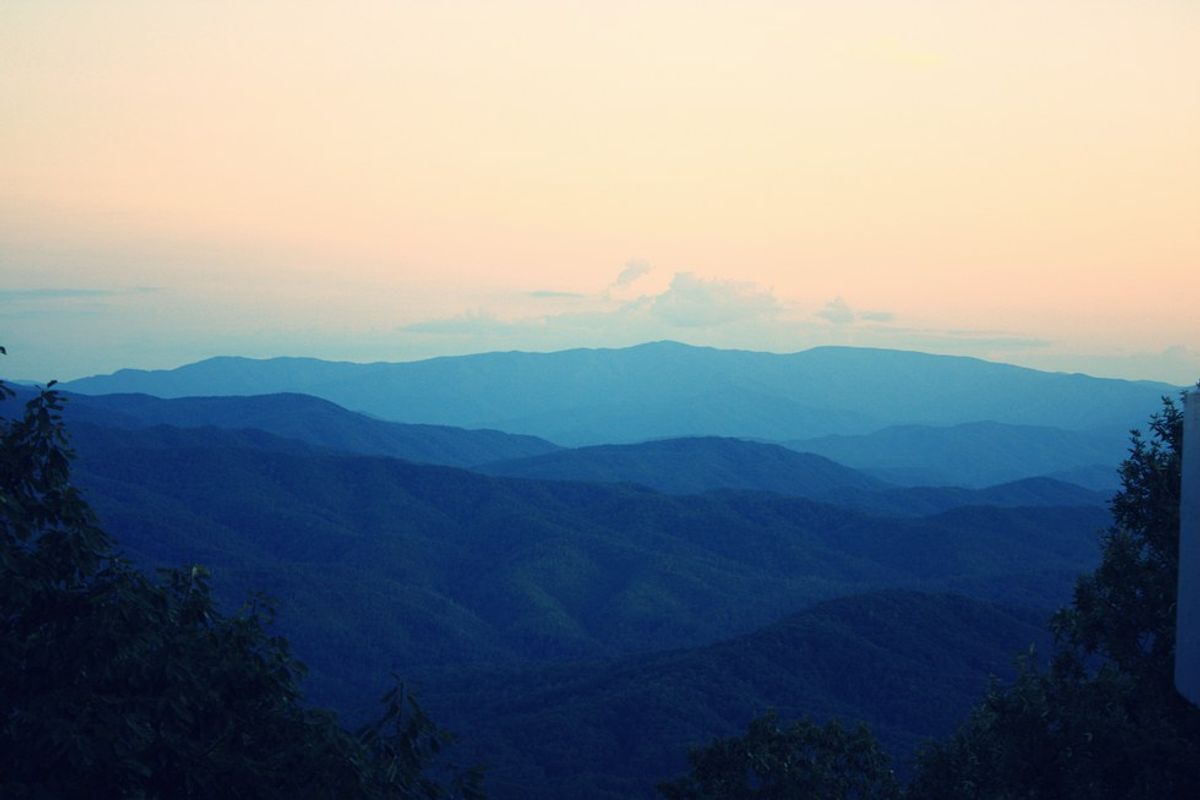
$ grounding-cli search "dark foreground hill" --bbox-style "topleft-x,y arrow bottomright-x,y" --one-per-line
62,341 -> 1176,444
415,591 -> 1053,800
66,423 -> 1106,715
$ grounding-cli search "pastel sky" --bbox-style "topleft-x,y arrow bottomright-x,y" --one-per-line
2,0 -> 1197,384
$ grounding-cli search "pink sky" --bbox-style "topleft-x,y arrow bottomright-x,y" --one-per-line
2,1 -> 1197,383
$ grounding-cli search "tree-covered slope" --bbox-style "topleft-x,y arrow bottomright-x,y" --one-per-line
66,423 -> 1106,717
476,436 -> 888,495
811,476 -> 1110,518
414,591 -> 1053,800
0,380 -> 482,800
478,437 -> 1109,512
8,387 -> 560,467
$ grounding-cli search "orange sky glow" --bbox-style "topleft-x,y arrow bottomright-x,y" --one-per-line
2,0 -> 1197,382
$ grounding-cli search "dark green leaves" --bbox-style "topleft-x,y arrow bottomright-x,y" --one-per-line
658,711 -> 899,800
0,374 -> 484,798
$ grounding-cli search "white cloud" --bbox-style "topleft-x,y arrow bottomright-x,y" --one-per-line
387,275 -> 1196,383
816,297 -> 856,325
1013,345 -> 1200,386
613,259 -> 652,288
651,273 -> 780,328
527,290 -> 586,300
399,309 -> 525,336
816,296 -> 896,325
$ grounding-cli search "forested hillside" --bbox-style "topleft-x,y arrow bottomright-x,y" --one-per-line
416,591 -> 1053,800
7,353 -> 1194,799
5,386 -> 560,467
476,436 -> 888,494
52,415 -> 1108,796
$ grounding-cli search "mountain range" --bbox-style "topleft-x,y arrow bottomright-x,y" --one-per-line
56,414 -> 1107,800
63,341 -> 1178,445
5,340 -> 1166,798
12,387 -> 559,468
60,414 -> 1104,681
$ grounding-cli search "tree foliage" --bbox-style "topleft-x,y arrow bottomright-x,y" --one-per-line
0,372 -> 484,799
657,711 -> 900,800
908,391 -> 1200,799
1058,395 -> 1184,680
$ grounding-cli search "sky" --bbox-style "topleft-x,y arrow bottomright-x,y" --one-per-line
2,0 -> 1198,384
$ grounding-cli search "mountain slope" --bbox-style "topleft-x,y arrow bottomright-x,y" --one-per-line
476,436 -> 888,495
65,423 -> 1106,716
10,387 -> 560,467
811,476 -> 1111,517
62,341 -> 1176,444
417,591 -> 1053,800
788,420 -> 1130,489
477,437 -> 1110,512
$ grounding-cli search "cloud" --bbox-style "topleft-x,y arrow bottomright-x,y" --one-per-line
966,336 -> 1050,349
1014,345 -> 1200,386
860,310 -> 896,322
527,290 -> 586,299
394,272 -> 785,355
613,260 -> 652,288
0,287 -> 165,321
913,332 -> 1051,351
395,275 -> 1081,380
816,297 -> 856,325
0,288 -> 112,301
399,309 -> 528,336
0,287 -> 161,302
816,297 -> 896,326
651,273 -> 780,328
933,329 -> 1051,349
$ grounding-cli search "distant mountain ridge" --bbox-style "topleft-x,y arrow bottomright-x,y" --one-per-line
62,341 -> 1179,445
476,437 -> 1110,511
12,385 -> 1111,507
787,420 -> 1129,489
7,387 -> 560,468
476,436 -> 888,495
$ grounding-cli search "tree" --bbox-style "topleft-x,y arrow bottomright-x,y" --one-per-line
0,367 -> 484,799
657,711 -> 900,800
908,390 -> 1200,799
1057,394 -> 1185,681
